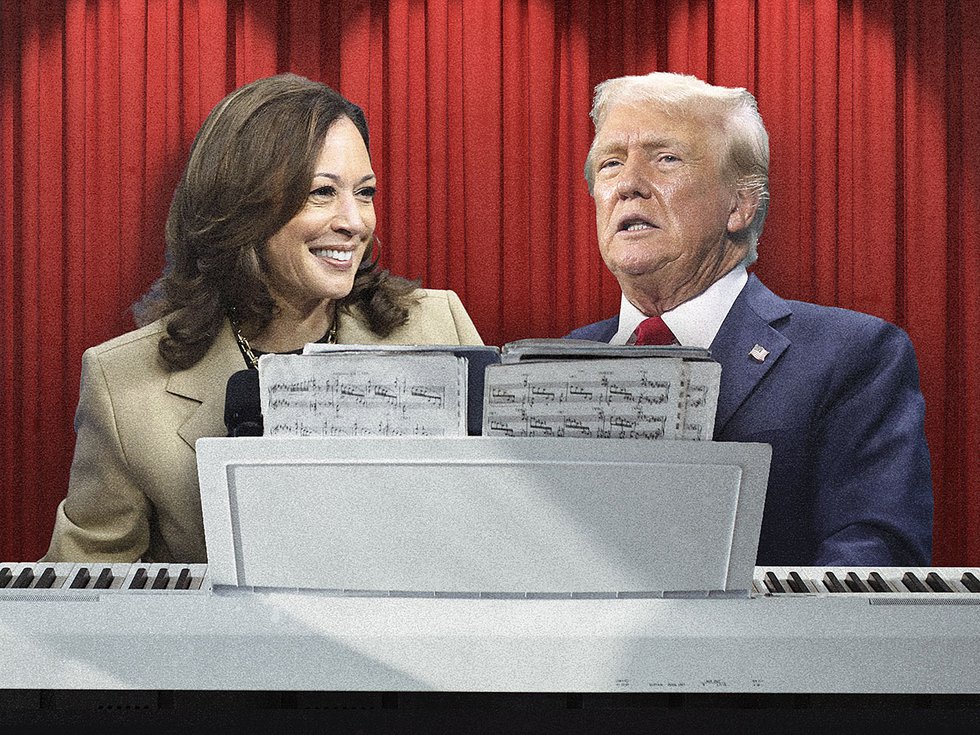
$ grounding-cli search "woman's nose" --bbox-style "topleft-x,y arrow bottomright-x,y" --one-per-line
331,194 -> 370,236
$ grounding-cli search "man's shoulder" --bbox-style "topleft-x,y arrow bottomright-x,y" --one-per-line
564,316 -> 619,342
747,277 -> 908,345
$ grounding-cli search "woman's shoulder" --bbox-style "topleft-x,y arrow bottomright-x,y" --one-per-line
404,288 -> 483,345
84,317 -> 168,357
79,317 -> 177,378
410,287 -> 476,309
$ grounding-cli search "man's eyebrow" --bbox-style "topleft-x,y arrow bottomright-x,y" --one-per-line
592,134 -> 688,159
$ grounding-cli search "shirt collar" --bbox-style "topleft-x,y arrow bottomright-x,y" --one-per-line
610,265 -> 748,348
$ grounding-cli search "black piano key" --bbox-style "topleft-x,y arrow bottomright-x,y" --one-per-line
130,567 -> 148,589
175,568 -> 192,590
844,572 -> 871,593
902,572 -> 929,593
70,567 -> 91,589
961,572 -> 980,593
12,568 -> 34,588
35,567 -> 56,589
763,571 -> 786,594
823,572 -> 847,593
94,568 -> 114,589
787,571 -> 809,593
151,568 -> 170,590
925,572 -> 954,593
0,567 -> 11,588
867,572 -> 891,592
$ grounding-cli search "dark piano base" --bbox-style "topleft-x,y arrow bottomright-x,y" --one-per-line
3,691 -> 980,732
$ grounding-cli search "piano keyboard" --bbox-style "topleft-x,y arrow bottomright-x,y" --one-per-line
0,562 -> 209,594
3,562 -> 980,693
754,566 -> 980,598
3,562 -> 979,599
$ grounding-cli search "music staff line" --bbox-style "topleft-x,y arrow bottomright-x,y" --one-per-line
268,418 -> 447,437
268,377 -> 448,411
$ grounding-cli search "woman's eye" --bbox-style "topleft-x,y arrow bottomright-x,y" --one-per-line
357,186 -> 377,201
310,185 -> 336,198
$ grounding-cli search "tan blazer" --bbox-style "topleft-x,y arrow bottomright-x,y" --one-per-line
42,289 -> 483,563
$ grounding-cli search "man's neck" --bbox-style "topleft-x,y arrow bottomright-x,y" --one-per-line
612,265 -> 748,347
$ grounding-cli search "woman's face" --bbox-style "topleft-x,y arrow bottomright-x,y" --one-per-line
263,116 -> 376,317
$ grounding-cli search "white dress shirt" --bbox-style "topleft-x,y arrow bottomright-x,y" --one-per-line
610,265 -> 749,348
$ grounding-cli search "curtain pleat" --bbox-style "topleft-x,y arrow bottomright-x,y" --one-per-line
1,0 -> 978,565
953,2 -> 980,563
0,1 -> 17,551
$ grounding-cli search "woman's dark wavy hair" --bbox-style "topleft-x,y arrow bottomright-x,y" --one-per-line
133,73 -> 418,371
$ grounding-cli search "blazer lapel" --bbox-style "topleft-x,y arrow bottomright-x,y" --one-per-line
593,317 -> 619,343
709,275 -> 791,435
168,320 -> 246,450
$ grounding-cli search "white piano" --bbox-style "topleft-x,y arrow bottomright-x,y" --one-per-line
3,437 -> 977,725
1,560 -> 979,694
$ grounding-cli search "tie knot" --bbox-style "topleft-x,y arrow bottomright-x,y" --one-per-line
632,315 -> 676,346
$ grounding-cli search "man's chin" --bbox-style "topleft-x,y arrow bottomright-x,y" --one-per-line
606,253 -> 677,279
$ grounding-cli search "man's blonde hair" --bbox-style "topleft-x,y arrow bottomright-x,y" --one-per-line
584,71 -> 770,264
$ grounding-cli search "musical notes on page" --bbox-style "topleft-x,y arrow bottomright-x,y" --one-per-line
482,356 -> 720,441
259,353 -> 467,437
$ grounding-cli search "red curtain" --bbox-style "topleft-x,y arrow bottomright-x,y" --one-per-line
2,0 -> 977,565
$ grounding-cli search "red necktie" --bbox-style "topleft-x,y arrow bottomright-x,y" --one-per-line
632,315 -> 676,345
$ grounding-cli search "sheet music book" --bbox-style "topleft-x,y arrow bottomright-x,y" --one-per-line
484,340 -> 721,440
258,351 -> 469,437
300,344 -> 501,435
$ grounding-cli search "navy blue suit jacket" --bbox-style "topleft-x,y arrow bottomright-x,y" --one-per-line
566,275 -> 933,566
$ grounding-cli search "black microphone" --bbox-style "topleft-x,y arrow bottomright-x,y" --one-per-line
224,369 -> 264,437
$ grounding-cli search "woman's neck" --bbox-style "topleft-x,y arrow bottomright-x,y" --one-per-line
249,299 -> 336,354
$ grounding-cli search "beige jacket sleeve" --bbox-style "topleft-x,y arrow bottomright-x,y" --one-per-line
42,347 -> 151,563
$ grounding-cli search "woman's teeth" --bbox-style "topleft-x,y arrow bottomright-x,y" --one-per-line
312,248 -> 353,261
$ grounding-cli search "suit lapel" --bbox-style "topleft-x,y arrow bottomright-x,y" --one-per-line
709,275 -> 791,435
168,309 -> 374,449
168,320 -> 246,450
588,317 -> 619,343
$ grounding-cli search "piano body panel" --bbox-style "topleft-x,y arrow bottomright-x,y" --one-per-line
2,581 -> 980,694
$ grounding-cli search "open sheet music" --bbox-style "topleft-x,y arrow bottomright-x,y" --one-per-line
254,340 -> 718,440
483,339 -> 721,440
258,352 -> 469,437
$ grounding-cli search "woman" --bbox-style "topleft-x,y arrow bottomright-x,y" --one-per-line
43,73 -> 483,564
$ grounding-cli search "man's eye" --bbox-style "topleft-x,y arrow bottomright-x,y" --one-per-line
659,154 -> 680,164
598,159 -> 621,171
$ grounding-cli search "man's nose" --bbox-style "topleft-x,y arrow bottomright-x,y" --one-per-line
615,157 -> 652,200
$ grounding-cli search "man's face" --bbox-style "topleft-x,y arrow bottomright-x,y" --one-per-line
589,103 -> 754,314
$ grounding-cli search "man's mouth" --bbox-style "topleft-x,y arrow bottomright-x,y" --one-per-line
617,217 -> 657,232
311,248 -> 354,261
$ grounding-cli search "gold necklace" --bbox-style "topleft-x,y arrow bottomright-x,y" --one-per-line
232,324 -> 260,369
231,315 -> 337,370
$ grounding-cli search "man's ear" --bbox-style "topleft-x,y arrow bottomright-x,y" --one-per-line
727,188 -> 760,235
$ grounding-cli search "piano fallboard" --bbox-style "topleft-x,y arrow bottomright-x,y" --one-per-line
2,562 -> 979,693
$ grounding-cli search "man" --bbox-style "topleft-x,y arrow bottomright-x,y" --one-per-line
567,71 -> 932,566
